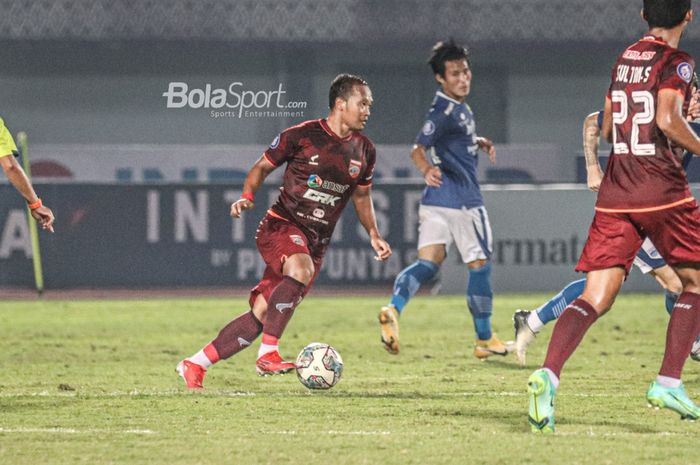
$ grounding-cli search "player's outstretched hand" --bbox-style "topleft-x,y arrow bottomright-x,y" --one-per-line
587,165 -> 604,192
230,198 -> 253,218
477,137 -> 496,163
371,237 -> 392,261
31,205 -> 55,233
424,166 -> 442,187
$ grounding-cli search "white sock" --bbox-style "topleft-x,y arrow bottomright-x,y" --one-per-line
656,375 -> 682,389
542,368 -> 560,388
188,349 -> 213,369
258,343 -> 278,358
527,312 -> 544,333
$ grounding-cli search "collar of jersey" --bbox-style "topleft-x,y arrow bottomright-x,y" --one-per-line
319,118 -> 353,142
436,90 -> 465,105
641,35 -> 671,47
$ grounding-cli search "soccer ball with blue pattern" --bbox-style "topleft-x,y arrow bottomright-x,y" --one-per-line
295,343 -> 343,390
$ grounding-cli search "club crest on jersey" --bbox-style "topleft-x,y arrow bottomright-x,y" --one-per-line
313,208 -> 325,218
677,62 -> 693,83
348,159 -> 362,178
307,174 -> 323,188
422,120 -> 436,136
289,234 -> 305,246
269,134 -> 281,149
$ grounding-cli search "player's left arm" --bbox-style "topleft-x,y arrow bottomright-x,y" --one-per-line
351,185 -> 392,261
476,136 -> 496,163
657,89 -> 700,157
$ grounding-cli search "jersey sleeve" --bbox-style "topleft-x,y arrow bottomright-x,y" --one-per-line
596,110 -> 604,129
358,142 -> 376,186
262,127 -> 300,167
0,118 -> 18,158
414,104 -> 448,148
659,51 -> 695,94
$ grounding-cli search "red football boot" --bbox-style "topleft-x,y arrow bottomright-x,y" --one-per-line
176,359 -> 206,390
255,350 -> 296,376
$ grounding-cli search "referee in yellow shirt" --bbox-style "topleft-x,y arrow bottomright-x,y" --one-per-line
0,118 -> 54,232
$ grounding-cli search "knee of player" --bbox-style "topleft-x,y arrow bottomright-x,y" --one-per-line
286,264 -> 315,285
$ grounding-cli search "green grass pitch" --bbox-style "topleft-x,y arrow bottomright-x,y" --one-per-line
1,294 -> 699,465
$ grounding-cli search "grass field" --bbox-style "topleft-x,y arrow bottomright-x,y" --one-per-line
1,294 -> 700,465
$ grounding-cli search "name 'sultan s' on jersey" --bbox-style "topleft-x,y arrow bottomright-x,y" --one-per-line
597,35 -> 695,211
262,118 -> 376,252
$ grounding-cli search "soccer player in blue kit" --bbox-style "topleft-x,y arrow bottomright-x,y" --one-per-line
378,39 -> 511,359
513,89 -> 700,367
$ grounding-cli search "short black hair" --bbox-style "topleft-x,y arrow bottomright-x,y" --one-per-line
643,0 -> 691,28
428,39 -> 470,77
328,74 -> 368,109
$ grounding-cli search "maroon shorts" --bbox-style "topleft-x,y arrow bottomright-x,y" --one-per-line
577,199 -> 700,274
248,214 -> 323,307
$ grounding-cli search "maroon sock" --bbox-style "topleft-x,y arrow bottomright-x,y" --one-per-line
659,291 -> 700,379
211,311 -> 263,360
543,298 -> 599,379
263,276 -> 306,339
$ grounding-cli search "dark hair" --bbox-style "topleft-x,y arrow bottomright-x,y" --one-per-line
428,39 -> 470,77
328,74 -> 368,109
643,0 -> 691,28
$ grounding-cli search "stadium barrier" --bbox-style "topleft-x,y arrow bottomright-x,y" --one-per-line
0,183 -> 672,292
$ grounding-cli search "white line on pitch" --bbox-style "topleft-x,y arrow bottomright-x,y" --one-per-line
0,427 -> 157,435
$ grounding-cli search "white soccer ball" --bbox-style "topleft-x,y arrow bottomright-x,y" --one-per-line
295,343 -> 343,390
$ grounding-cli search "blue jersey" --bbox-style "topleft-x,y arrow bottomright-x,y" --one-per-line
415,91 -> 483,209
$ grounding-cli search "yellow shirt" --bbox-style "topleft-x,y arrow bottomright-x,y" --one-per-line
0,117 -> 18,158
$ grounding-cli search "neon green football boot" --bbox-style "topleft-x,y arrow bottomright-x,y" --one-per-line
646,381 -> 700,420
528,369 -> 556,433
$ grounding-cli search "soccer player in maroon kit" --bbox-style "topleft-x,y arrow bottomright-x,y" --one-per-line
528,0 -> 700,432
177,74 -> 392,389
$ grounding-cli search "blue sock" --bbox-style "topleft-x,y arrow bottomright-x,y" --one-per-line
467,262 -> 494,340
535,278 -> 586,325
665,290 -> 680,316
390,259 -> 439,314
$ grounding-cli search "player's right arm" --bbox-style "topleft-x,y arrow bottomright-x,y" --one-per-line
410,144 -> 441,187
583,111 -> 604,192
230,156 -> 276,218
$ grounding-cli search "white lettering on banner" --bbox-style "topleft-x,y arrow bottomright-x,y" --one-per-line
237,248 -> 265,279
223,190 -> 245,243
210,249 -> 232,267
355,190 -> 389,239
403,191 -> 423,242
494,236 -> 580,265
324,248 -> 406,281
0,210 -> 31,259
146,190 -> 160,243
175,190 -> 209,243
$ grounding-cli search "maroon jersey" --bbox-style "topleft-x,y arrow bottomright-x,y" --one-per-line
262,118 -> 376,253
596,35 -> 695,211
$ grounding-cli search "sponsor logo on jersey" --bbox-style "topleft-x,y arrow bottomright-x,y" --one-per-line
674,302 -> 693,310
313,208 -> 325,218
622,50 -> 656,61
309,154 -> 319,165
303,188 -> 341,206
270,134 -> 281,149
289,234 -> 305,246
422,120 -> 436,136
349,159 -> 362,179
307,174 -> 349,193
678,62 -> 693,83
307,174 -> 323,188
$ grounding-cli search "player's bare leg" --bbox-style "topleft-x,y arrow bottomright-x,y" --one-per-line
647,266 -> 700,419
256,253 -> 313,376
